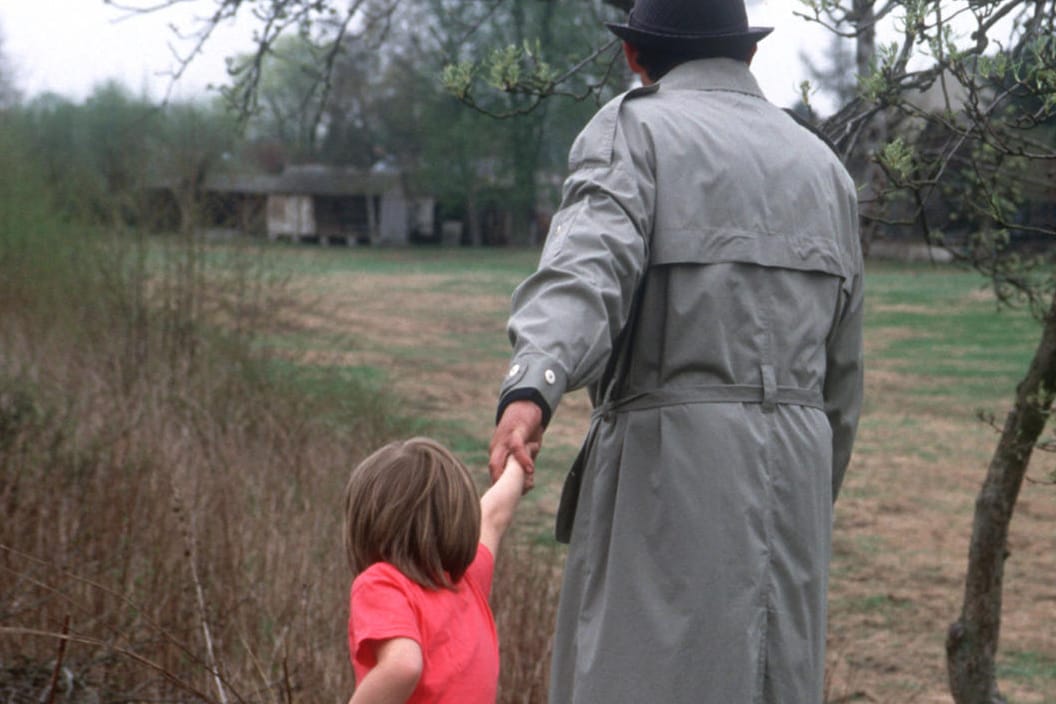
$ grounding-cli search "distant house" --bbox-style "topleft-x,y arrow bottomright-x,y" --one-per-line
154,163 -> 435,246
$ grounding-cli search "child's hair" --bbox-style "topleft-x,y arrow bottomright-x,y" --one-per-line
344,437 -> 481,590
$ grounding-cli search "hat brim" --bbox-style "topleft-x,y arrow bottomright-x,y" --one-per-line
606,22 -> 773,50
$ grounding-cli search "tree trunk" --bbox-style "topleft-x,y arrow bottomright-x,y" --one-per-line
466,187 -> 482,247
946,289 -> 1056,704
852,0 -> 885,257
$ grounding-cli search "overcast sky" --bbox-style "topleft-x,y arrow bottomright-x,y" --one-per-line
1,0 -> 837,109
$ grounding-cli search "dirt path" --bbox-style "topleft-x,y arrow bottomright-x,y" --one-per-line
287,261 -> 1056,703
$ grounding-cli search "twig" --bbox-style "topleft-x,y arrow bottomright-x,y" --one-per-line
0,545 -> 202,666
1023,472 -> 1056,486
0,627 -> 221,704
172,467 -> 230,704
282,654 -> 293,704
456,41 -> 622,119
43,615 -> 71,704
191,546 -> 229,704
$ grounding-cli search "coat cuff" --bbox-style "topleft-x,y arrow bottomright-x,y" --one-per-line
496,388 -> 552,428
496,354 -> 568,427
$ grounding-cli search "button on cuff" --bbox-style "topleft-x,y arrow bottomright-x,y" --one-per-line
497,356 -> 568,420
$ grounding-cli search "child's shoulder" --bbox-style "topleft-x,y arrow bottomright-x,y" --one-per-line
474,543 -> 494,568
463,544 -> 495,593
352,561 -> 415,594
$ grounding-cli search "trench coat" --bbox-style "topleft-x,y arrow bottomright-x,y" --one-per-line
497,58 -> 864,704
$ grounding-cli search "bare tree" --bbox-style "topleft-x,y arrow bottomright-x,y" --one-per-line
802,1 -> 1056,701
106,0 -> 633,120
105,0 -> 400,124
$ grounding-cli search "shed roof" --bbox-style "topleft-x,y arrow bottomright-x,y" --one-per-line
205,164 -> 402,196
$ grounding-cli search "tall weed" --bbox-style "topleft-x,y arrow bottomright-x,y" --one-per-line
0,128 -> 560,702
493,545 -> 563,704
0,134 -> 401,701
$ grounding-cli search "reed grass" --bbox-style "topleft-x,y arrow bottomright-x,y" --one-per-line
0,125 -> 563,702
0,130 -> 387,702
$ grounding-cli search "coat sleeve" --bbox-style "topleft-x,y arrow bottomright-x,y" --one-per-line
824,214 -> 865,502
497,94 -> 656,424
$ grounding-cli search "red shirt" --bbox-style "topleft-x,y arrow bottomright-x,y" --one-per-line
349,544 -> 498,703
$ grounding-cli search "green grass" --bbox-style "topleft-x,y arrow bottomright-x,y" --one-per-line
242,250 -> 1048,701
998,651 -> 1056,702
256,242 -> 541,278
251,250 -> 1046,487
272,359 -> 390,393
24,232 -> 1038,701
222,250 -> 1045,418
865,262 -> 1042,405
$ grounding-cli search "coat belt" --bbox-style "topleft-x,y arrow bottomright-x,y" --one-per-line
592,382 -> 824,421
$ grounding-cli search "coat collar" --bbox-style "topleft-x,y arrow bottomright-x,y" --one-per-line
656,58 -> 766,100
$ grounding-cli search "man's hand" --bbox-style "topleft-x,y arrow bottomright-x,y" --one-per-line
489,400 -> 544,489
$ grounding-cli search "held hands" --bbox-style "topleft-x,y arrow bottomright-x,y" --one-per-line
488,400 -> 543,491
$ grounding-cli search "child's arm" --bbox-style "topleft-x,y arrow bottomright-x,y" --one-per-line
479,456 -> 526,556
349,637 -> 422,704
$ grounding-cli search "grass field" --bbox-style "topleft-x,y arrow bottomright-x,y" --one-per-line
4,236 -> 1052,703
259,246 -> 1056,703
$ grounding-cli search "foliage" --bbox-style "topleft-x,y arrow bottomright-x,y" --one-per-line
803,1 -> 1055,287
13,83 -> 151,222
235,33 -> 343,159
0,113 -> 78,309
800,2 -> 1056,703
0,114 -> 399,702
0,110 -> 566,702
10,84 -> 237,229
107,0 -> 629,243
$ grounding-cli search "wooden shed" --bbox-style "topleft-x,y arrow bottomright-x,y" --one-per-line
202,164 -> 434,246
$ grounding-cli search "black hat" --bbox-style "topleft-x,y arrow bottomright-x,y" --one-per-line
607,0 -> 773,50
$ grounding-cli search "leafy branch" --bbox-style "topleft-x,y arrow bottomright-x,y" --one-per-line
443,39 -> 624,119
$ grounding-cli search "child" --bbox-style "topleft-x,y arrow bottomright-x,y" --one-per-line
344,437 -> 528,704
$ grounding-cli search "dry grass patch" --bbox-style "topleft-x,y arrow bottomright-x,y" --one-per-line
263,254 -> 1056,703
828,366 -> 1056,702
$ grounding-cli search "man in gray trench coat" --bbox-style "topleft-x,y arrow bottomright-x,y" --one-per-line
488,0 -> 864,701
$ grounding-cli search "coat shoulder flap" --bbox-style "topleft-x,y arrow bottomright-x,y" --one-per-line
568,84 -> 660,169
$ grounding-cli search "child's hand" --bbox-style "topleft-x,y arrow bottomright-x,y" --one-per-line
500,456 -> 528,494
480,456 -> 528,555
520,445 -> 539,492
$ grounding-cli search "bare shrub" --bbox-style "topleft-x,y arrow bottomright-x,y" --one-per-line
0,220 -> 406,702
492,543 -> 563,704
1,129 -> 562,700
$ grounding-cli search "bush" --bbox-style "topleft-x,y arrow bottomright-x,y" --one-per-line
493,544 -> 563,704
0,129 -> 408,702
0,125 -> 560,701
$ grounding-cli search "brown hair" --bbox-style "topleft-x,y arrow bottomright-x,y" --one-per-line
633,39 -> 756,81
344,437 -> 481,590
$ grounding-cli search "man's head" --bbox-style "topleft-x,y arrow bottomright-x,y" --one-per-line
609,0 -> 771,82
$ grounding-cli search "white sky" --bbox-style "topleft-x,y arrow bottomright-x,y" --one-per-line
1,0 -> 837,109
1,0 -> 257,101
